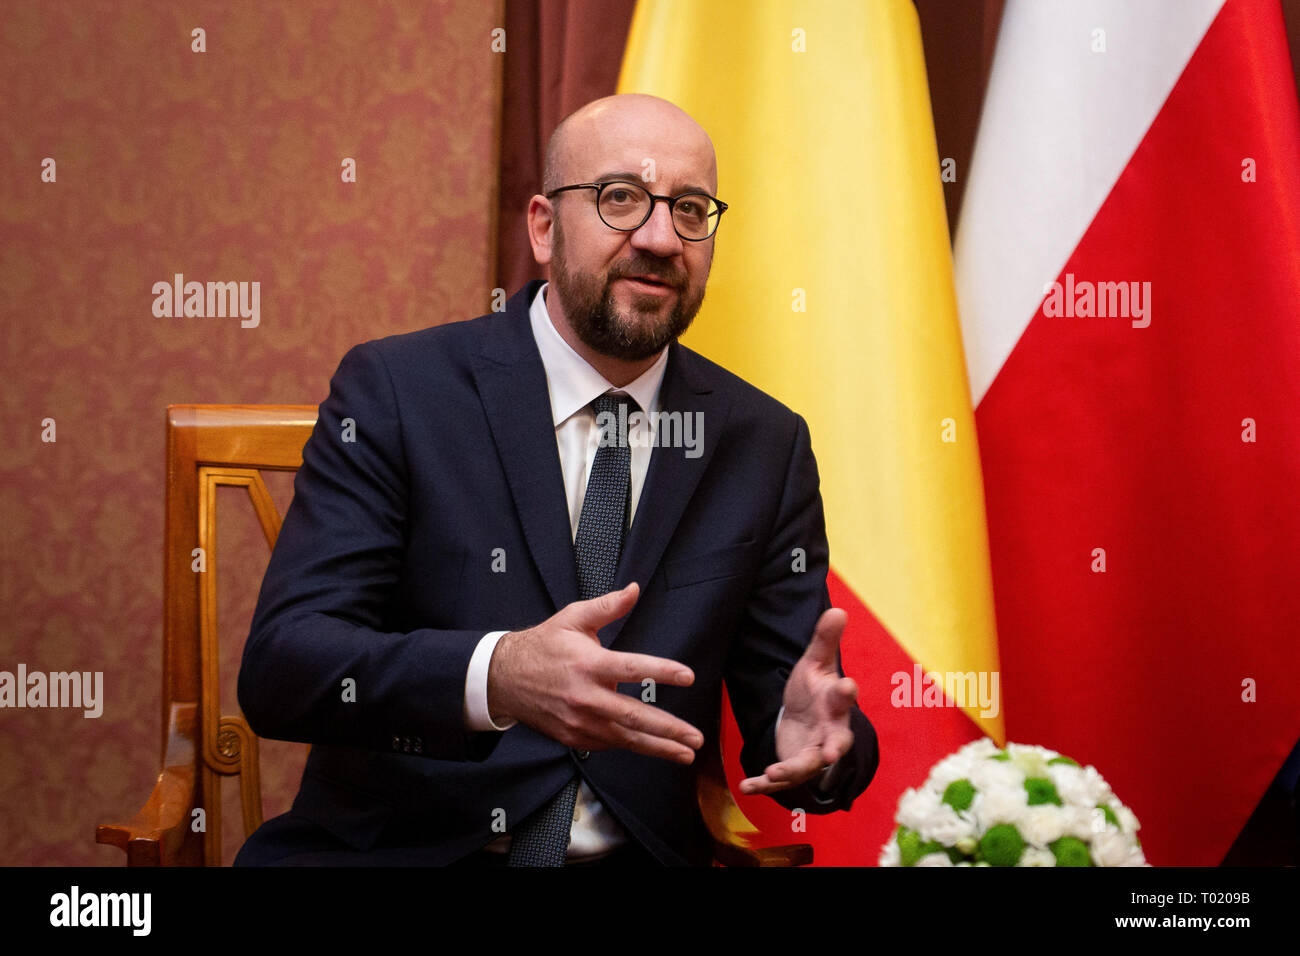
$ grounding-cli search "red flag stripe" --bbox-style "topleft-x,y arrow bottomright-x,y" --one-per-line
976,0 -> 1300,865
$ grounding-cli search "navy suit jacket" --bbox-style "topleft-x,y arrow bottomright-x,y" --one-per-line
237,280 -> 879,865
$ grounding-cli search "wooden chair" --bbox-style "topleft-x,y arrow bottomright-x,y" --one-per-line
97,404 -> 812,867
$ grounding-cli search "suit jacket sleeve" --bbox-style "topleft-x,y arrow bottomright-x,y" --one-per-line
237,341 -> 503,763
723,412 -> 879,813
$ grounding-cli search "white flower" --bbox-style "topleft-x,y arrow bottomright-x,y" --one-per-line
1047,763 -> 1083,800
1007,745 -> 1052,780
1060,805 -> 1098,841
1122,846 -> 1149,867
1019,805 -> 1066,846
973,786 -> 1028,829
1091,830 -> 1133,867
928,754 -> 975,791
1021,847 -> 1056,867
1005,741 -> 1050,758
896,787 -> 943,832
914,852 -> 953,867
1054,764 -> 1107,807
926,741 -> 994,793
969,758 -> 1021,793
960,737 -> 1001,760
879,836 -> 901,867
1045,764 -> 1097,806
1115,804 -> 1140,835
1090,772 -> 1115,805
917,804 -> 977,846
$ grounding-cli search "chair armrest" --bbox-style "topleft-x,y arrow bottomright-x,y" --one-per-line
97,703 -> 201,866
696,735 -> 813,867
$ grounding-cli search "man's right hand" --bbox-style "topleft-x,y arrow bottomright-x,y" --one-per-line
486,582 -> 703,764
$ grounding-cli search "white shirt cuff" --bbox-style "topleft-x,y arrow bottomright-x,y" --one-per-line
464,631 -> 517,731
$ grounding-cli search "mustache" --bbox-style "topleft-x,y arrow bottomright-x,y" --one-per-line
608,259 -> 686,289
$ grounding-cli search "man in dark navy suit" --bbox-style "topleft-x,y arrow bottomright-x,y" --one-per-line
235,94 -> 878,866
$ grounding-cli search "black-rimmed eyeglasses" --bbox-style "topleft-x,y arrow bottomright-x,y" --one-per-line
545,180 -> 728,241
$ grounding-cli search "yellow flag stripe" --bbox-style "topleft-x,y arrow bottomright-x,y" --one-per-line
619,0 -> 1003,739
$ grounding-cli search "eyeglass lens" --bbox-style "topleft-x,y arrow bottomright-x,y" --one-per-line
597,182 -> 720,239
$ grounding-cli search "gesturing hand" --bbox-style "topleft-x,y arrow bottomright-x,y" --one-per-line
739,607 -> 858,795
486,582 -> 704,764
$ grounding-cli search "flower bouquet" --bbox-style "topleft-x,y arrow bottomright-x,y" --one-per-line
879,738 -> 1147,866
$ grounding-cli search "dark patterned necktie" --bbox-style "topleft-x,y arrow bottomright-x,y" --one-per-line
507,393 -> 635,866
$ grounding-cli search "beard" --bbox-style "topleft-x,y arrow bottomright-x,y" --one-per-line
550,221 -> 708,362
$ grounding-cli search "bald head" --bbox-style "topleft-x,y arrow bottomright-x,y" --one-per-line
541,94 -> 717,195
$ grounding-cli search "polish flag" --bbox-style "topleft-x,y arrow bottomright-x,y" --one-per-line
956,0 -> 1300,865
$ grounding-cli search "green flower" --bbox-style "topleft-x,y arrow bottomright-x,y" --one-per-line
1024,777 -> 1063,806
897,826 -> 921,866
897,827 -> 947,866
1049,836 -> 1093,867
1096,804 -> 1120,828
942,779 -> 976,812
979,824 -> 1025,866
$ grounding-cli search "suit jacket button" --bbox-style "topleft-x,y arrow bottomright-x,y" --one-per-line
576,749 -> 590,760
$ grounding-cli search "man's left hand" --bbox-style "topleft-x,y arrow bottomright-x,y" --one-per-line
738,607 -> 857,795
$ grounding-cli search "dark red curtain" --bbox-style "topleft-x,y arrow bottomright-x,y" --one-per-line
495,0 -> 637,294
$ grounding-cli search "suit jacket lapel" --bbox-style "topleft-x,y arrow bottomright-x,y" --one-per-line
601,341 -> 729,648
470,284 -> 729,637
470,282 -> 579,614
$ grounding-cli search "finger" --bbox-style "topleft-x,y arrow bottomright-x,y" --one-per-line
738,773 -> 789,795
769,746 -> 827,783
738,762 -> 818,795
594,649 -> 694,687
803,607 -> 848,666
589,689 -> 704,750
820,727 -> 854,767
823,676 -> 857,717
598,720 -> 698,765
565,582 -> 640,636
739,748 -> 826,794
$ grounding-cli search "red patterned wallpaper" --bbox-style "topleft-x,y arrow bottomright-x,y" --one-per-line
0,0 -> 503,865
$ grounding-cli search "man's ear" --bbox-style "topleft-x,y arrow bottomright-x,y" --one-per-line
527,195 -> 555,266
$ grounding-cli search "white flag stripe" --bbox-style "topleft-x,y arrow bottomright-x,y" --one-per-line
954,0 -> 1225,405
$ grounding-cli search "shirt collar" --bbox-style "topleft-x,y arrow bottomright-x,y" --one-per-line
528,282 -> 668,427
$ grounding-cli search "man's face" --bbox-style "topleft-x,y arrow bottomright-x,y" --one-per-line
545,110 -> 718,362
550,212 -> 708,362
